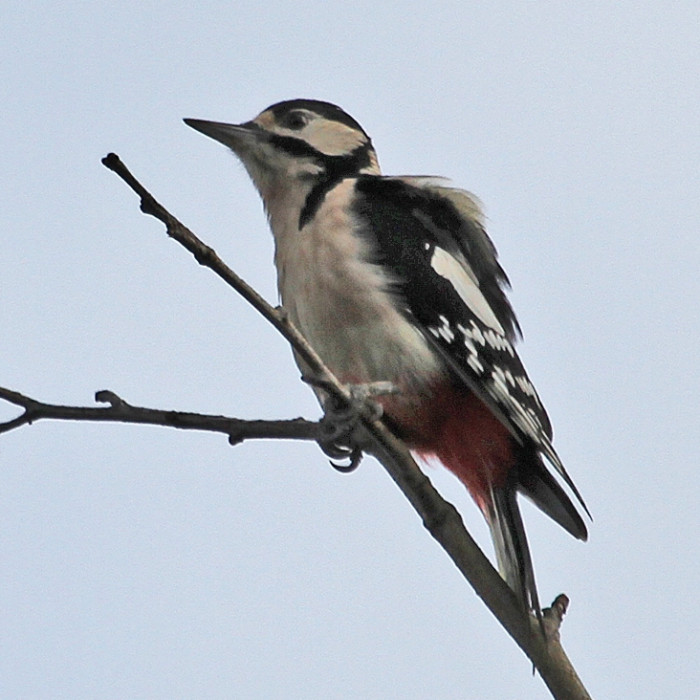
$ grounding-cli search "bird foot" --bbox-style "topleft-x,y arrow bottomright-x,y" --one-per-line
303,377 -> 398,472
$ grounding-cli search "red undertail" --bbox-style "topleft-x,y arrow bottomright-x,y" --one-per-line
404,383 -> 515,514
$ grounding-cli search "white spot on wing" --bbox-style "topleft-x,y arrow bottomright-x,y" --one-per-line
490,365 -> 548,443
430,247 -> 505,334
455,322 -> 485,374
429,315 -> 457,343
436,315 -> 455,342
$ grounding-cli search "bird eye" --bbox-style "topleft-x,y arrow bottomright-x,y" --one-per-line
281,110 -> 310,130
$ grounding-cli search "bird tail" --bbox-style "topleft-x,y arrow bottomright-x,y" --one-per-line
483,447 -> 588,616
485,483 -> 540,615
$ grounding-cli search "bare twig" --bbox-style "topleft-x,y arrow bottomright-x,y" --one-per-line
0,387 -> 318,444
101,153 -> 348,408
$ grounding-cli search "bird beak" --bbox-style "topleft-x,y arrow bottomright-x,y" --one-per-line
183,118 -> 261,150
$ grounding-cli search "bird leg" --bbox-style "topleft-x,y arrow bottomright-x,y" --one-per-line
302,377 -> 398,472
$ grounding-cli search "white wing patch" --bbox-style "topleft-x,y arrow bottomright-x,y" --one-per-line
430,246 -> 505,334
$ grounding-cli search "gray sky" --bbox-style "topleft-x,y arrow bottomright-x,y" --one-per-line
2,2 -> 699,698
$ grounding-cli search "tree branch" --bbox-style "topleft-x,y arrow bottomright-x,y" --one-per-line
101,153 -> 347,406
0,387 -> 319,444
2,153 -> 591,699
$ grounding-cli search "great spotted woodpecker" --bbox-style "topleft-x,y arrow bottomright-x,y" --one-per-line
185,100 -> 588,616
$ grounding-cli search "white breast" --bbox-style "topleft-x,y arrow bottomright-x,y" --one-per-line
271,179 -> 440,390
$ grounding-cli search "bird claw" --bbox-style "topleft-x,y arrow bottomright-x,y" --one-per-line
306,378 -> 398,474
325,443 -> 364,473
317,403 -> 365,473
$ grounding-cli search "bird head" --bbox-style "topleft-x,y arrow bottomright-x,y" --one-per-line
185,99 -> 381,200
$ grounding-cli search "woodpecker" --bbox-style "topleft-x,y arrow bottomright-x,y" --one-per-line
185,100 -> 588,616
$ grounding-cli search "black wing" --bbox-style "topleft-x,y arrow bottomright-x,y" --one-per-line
353,175 -> 586,510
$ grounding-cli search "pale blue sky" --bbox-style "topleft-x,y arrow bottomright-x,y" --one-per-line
2,2 -> 699,698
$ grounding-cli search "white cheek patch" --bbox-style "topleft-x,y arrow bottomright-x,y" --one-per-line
430,247 -> 505,334
304,121 -> 366,156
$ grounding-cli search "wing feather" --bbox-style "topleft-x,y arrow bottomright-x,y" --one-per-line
353,175 -> 588,513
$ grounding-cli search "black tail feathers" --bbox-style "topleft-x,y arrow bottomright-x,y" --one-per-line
486,449 -> 588,619
518,452 -> 588,542
487,485 -> 540,615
